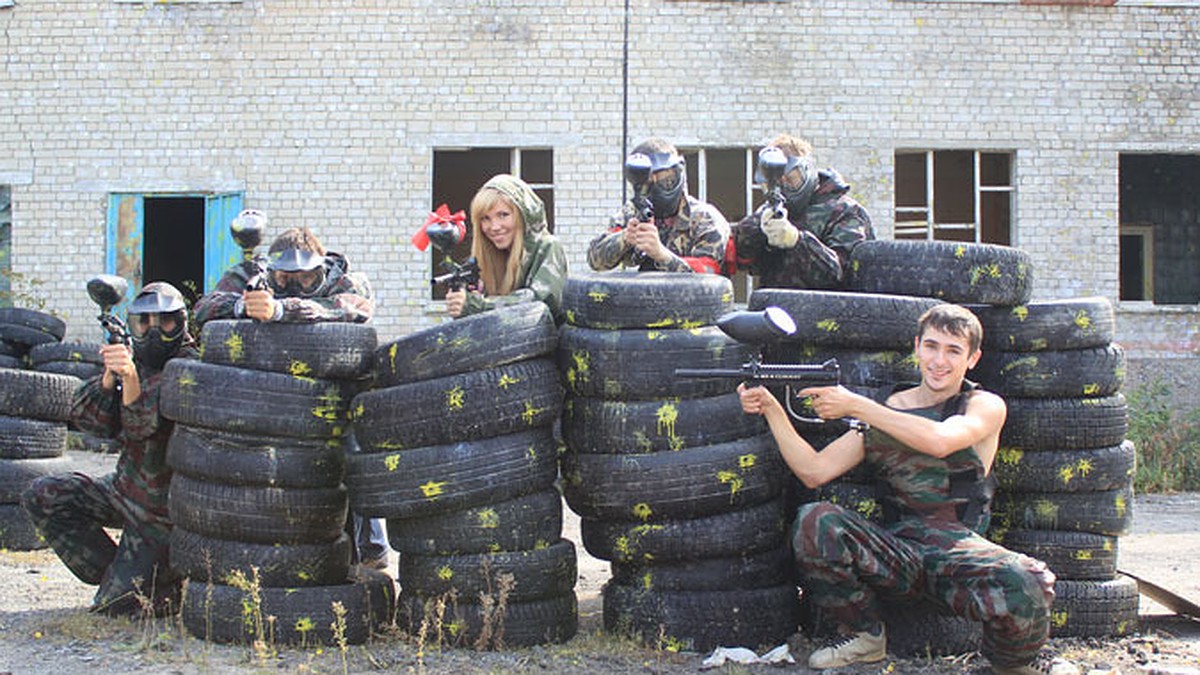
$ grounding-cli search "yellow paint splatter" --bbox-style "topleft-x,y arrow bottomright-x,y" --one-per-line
1010,306 -> 1029,322
477,509 -> 499,529
420,480 -> 446,498
816,318 -> 839,333
497,373 -> 520,390
521,401 -> 546,425
446,385 -> 465,410
224,334 -> 245,362
655,402 -> 679,439
384,454 -> 401,472
737,454 -> 756,469
587,291 -> 609,303
437,566 -> 454,581
1073,310 -> 1092,331
289,360 -> 314,379
632,503 -> 653,521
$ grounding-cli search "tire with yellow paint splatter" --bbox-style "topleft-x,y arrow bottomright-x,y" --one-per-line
610,545 -> 792,592
181,567 -> 395,645
170,526 -> 352,587
373,302 -> 557,387
397,538 -> 577,602
990,484 -> 1134,537
166,423 -> 345,489
561,271 -> 734,329
344,427 -> 558,519
580,497 -> 789,563
562,392 -> 765,454
160,359 -> 357,439
398,590 -> 577,648
351,358 -> 562,450
0,307 -> 66,349
1048,575 -> 1139,638
168,473 -> 348,545
846,240 -> 1034,306
561,434 -> 784,521
967,297 -> 1115,352
1000,395 -> 1128,451
29,341 -> 104,380
601,582 -> 799,653
387,488 -> 562,556
558,324 -> 752,400
992,441 -> 1136,493
974,344 -> 1125,398
989,528 -> 1117,580
199,319 -> 376,380
749,289 -> 943,350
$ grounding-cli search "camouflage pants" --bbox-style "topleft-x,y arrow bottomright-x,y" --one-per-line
21,471 -> 179,614
794,501 -> 1055,668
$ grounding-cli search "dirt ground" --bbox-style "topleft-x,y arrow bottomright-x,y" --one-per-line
1,450 -> 1199,675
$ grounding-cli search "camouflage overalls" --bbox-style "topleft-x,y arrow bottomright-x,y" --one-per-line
22,346 -> 198,615
793,382 -> 1055,669
731,168 -> 873,289
587,195 -> 730,274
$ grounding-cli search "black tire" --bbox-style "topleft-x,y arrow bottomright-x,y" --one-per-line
387,488 -> 562,556
974,344 -> 1125,399
0,308 -> 67,348
352,358 -> 563,450
345,428 -> 558,520
168,474 -> 347,545
398,539 -> 577,602
199,320 -> 377,380
967,297 -> 1115,352
160,359 -> 355,439
0,340 -> 19,357
562,393 -> 765,454
765,343 -> 920,389
562,435 -> 784,521
749,289 -> 942,351
0,502 -> 47,550
28,341 -> 104,367
170,527 -> 352,588
166,424 -> 345,489
991,485 -> 1134,537
989,528 -> 1117,581
846,240 -> 1034,306
581,498 -> 790,563
0,355 -> 22,370
0,456 -> 73,502
1001,395 -> 1128,451
559,325 -> 751,400
882,599 -> 982,657
181,568 -> 395,646
0,368 -> 80,422
992,441 -> 1136,493
374,302 -> 557,387
602,583 -> 799,653
561,271 -> 734,329
34,361 -> 104,380
610,546 -> 793,592
0,416 -> 67,459
1050,576 -> 1139,638
399,591 -> 577,649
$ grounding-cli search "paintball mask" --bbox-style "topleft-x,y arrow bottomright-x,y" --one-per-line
645,152 -> 687,221
775,153 -> 819,216
267,248 -> 327,298
127,282 -> 187,372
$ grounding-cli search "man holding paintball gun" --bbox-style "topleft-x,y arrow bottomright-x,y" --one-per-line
23,280 -> 198,617
737,304 -> 1077,675
729,133 -> 873,289
587,137 -> 730,274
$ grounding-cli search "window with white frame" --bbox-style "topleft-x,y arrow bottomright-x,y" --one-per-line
680,146 -> 760,302
894,150 -> 1014,245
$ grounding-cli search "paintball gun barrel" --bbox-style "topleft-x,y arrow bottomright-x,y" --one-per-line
757,146 -> 789,222
86,274 -> 131,347
624,152 -> 655,224
231,209 -> 269,292
422,207 -> 480,292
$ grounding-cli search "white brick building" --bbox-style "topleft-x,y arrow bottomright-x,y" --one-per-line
1,0 -> 1197,404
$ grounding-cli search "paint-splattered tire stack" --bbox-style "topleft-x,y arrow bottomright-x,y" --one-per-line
347,302 -> 576,649
0,308 -> 77,550
558,272 -> 798,653
972,297 -> 1140,639
161,320 -> 393,646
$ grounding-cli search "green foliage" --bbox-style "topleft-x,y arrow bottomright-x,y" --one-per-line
1127,379 -> 1200,493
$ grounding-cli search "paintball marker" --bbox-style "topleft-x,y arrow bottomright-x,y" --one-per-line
86,274 -> 131,347
622,152 -> 655,264
675,307 -> 868,431
757,146 -> 789,222
414,204 -> 480,292
231,209 -> 270,292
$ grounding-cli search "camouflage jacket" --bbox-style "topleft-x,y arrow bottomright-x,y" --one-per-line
193,251 -> 374,325
461,174 -> 569,323
731,169 -> 874,289
70,345 -> 199,521
588,196 -> 730,274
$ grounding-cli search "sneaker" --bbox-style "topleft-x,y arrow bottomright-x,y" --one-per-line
360,554 -> 389,571
808,626 -> 887,669
992,651 -> 1081,675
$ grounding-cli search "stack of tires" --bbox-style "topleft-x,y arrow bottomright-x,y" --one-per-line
558,272 -> 798,653
971,297 -> 1140,639
161,320 -> 393,646
346,302 -> 576,649
0,308 -> 79,550
26,341 -> 113,454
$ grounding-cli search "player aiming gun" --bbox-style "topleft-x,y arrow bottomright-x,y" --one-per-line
86,274 -> 131,347
230,208 -> 269,292
623,152 -> 655,264
757,146 -> 790,223
675,307 -> 867,431
413,204 -> 480,291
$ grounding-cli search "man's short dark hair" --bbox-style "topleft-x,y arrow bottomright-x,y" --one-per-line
269,227 -> 326,256
917,304 -> 983,354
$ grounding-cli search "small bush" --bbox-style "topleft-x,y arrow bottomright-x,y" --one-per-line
1127,380 -> 1200,493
